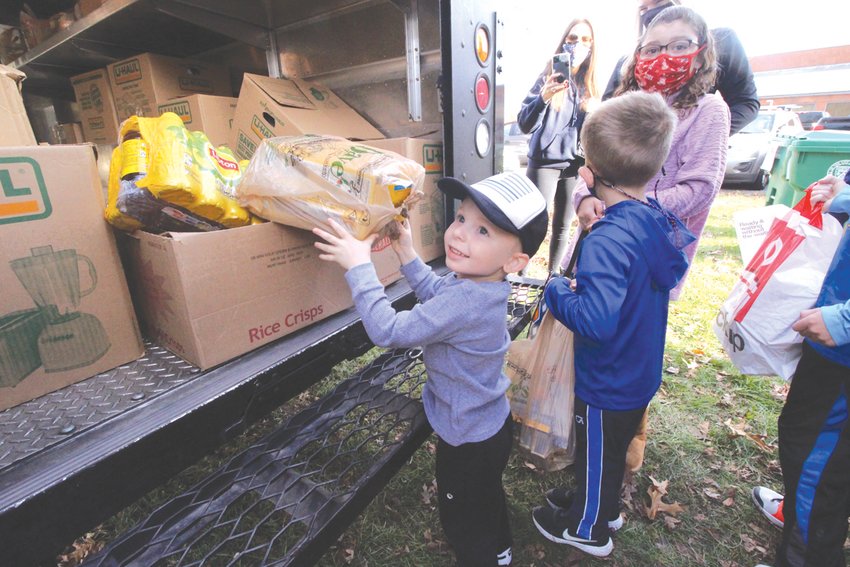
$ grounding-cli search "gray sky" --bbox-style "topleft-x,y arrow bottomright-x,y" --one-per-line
500,0 -> 849,117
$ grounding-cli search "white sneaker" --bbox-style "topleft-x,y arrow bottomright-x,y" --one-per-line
751,486 -> 784,529
497,546 -> 512,566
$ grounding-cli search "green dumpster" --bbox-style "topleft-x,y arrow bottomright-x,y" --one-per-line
764,130 -> 850,206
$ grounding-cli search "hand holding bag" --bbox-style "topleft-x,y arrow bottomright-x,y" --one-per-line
713,188 -> 843,379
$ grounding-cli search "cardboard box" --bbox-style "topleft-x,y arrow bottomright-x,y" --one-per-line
70,67 -> 121,145
0,145 -> 145,411
121,222 -> 401,370
230,74 -> 384,160
51,122 -> 84,145
107,53 -> 231,122
75,0 -> 108,19
158,94 -> 237,148
0,65 -> 37,147
366,137 -> 446,262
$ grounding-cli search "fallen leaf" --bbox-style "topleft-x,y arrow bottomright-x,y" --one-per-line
724,418 -> 749,437
723,496 -> 735,507
772,382 -> 790,401
343,547 -> 355,564
645,476 -> 685,520
57,531 -> 104,567
420,479 -> 438,508
666,366 -> 680,375
663,515 -> 681,530
704,487 -> 721,500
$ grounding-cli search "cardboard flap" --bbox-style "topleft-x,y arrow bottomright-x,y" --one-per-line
247,74 -> 315,110
0,64 -> 26,89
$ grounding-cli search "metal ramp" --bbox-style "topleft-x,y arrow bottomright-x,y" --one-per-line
84,278 -> 541,566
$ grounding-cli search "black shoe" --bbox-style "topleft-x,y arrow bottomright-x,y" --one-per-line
532,506 -> 613,557
545,488 -> 624,531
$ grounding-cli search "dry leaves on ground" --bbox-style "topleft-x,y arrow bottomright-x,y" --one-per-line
56,531 -> 104,567
645,476 -> 685,523
724,418 -> 777,452
421,478 -> 438,509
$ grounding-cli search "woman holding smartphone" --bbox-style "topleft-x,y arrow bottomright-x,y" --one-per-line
517,18 -> 599,273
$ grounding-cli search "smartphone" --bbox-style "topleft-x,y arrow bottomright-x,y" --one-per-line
551,53 -> 571,83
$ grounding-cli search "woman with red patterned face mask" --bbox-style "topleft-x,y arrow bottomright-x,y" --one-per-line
559,5 -> 730,487
573,5 -> 728,301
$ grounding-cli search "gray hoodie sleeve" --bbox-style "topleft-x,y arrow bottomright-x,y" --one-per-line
345,262 -> 467,349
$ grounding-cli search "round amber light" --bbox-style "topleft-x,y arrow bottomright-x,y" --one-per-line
475,25 -> 490,65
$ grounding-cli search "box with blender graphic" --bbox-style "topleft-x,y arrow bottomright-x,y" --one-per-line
0,145 -> 144,411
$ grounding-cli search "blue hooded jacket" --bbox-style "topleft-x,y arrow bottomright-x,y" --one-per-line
808,175 -> 850,368
544,199 -> 696,410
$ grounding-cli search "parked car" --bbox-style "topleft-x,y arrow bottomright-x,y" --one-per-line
812,115 -> 850,131
503,121 -> 529,171
724,107 -> 803,189
797,110 -> 830,131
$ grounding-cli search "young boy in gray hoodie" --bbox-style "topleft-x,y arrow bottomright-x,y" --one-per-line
313,171 -> 548,567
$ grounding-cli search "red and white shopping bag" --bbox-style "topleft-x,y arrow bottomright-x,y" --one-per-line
713,189 -> 843,379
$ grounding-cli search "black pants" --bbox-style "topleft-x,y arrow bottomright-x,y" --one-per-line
524,166 -> 580,272
776,342 -> 850,567
436,415 -> 513,567
565,396 -> 646,541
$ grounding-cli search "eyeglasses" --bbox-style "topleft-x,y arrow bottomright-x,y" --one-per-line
636,39 -> 699,60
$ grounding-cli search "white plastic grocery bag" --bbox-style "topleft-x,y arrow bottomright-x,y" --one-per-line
714,190 -> 843,380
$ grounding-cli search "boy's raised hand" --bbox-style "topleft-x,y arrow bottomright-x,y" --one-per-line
313,219 -> 378,271
390,219 -> 417,265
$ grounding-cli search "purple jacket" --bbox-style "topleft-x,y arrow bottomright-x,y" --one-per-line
571,93 -> 730,299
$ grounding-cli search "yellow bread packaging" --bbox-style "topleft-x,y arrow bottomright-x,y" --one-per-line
235,135 -> 425,239
105,112 -> 254,232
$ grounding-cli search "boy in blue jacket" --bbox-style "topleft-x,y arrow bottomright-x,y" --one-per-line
532,91 -> 695,557
313,171 -> 548,567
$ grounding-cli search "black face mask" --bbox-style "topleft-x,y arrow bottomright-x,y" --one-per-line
640,2 -> 674,31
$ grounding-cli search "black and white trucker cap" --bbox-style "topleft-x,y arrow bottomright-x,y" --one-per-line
437,171 -> 548,256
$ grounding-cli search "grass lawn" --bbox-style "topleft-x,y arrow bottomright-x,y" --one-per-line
62,190 -> 848,566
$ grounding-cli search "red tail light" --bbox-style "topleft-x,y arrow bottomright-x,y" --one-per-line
813,123 -> 824,131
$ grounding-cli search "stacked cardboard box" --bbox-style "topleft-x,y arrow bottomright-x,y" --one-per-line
230,74 -> 384,160
0,65 -> 37,146
107,53 -> 231,122
157,94 -> 237,148
70,68 -> 121,145
0,145 -> 144,411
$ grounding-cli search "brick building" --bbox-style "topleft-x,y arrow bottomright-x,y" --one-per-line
750,45 -> 850,116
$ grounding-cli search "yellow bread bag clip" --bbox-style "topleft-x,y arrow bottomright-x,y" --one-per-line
235,135 -> 425,239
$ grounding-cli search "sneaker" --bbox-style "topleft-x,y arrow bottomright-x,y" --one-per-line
751,486 -> 784,529
545,487 -> 624,531
532,505 -> 613,557
497,547 -> 512,566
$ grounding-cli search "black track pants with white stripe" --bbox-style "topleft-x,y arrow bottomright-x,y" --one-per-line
776,342 -> 850,567
566,396 -> 646,541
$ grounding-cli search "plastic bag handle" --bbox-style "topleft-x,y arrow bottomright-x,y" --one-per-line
793,185 -> 825,229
